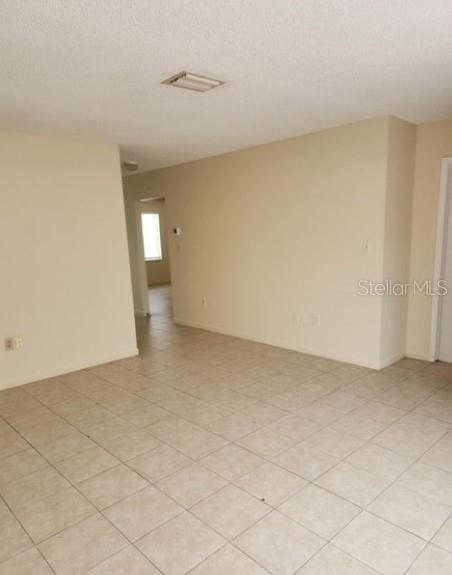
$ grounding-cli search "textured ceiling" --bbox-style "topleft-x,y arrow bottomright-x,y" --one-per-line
2,1 -> 452,172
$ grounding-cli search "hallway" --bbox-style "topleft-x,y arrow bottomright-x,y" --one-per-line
148,285 -> 172,320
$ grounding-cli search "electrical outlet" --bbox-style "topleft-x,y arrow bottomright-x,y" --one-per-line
4,338 -> 14,351
15,336 -> 24,348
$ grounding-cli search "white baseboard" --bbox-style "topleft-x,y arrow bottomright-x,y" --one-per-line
378,352 -> 406,369
174,317 -> 386,370
1,347 -> 139,391
405,352 -> 431,362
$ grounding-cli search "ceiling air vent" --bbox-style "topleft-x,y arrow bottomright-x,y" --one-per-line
162,71 -> 224,92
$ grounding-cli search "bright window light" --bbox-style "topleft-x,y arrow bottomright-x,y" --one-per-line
141,213 -> 162,261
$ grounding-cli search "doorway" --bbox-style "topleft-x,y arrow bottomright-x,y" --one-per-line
431,157 -> 452,361
139,197 -> 172,317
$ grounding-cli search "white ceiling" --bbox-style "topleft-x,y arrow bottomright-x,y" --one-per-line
2,1 -> 452,173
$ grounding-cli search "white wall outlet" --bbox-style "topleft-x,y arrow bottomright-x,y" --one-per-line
4,337 -> 14,351
15,336 -> 24,348
301,313 -> 310,326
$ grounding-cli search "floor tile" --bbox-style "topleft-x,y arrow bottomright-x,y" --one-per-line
156,463 -> 227,508
373,420 -> 445,457
0,426 -> 29,459
5,406 -> 59,433
83,417 -> 136,443
331,413 -> 388,440
191,484 -> 270,538
147,418 -> 228,459
0,449 -> 48,486
368,483 -> 452,540
240,402 -> 287,425
50,395 -> 96,417
86,545 -> 160,574
235,510 -> 324,574
0,502 -> 32,563
296,543 -> 380,574
78,464 -> 149,509
318,391 -> 367,413
272,444 -> 338,480
64,406 -> 115,432
399,413 -> 450,436
36,428 -> 95,463
13,487 -> 96,543
0,547 -> 53,575
0,467 -> 70,509
200,444 -> 265,480
3,289 -> 451,575
416,398 -> 452,424
121,404 -> 170,427
211,393 -> 259,413
236,427 -> 296,459
353,400 -> 407,425
346,443 -> 415,481
296,402 -> 345,425
54,445 -> 119,484
20,419 -> 75,447
136,512 -> 225,575
128,444 -> 191,481
203,413 -> 262,441
98,429 -> 161,461
333,511 -> 426,575
421,443 -> 452,473
183,402 -> 230,427
432,515 -> 452,552
38,514 -> 127,575
104,485 -> 184,541
315,461 -> 390,507
189,543 -> 268,574
235,461 -> 306,506
279,484 -> 360,539
301,428 -> 364,458
268,414 -> 320,441
398,462 -> 452,506
407,544 -> 452,574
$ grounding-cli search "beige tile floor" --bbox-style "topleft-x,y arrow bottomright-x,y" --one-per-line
1,285 -> 452,574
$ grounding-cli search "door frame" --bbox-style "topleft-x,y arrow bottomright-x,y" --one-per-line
429,157 -> 452,361
134,200 -> 150,316
134,195 -> 167,317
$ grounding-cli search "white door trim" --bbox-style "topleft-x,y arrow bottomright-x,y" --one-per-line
429,157 -> 452,361
134,200 -> 150,316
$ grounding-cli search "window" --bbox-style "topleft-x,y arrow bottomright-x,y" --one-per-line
141,213 -> 162,261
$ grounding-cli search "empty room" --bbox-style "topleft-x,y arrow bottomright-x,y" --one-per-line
2,2 -> 452,574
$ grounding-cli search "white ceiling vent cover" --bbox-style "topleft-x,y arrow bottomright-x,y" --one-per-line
162,71 -> 224,92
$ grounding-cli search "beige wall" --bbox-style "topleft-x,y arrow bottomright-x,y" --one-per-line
380,118 -> 417,363
406,118 -> 452,359
125,118 -> 396,368
0,131 -> 137,390
143,199 -> 171,287
126,115 -> 449,366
